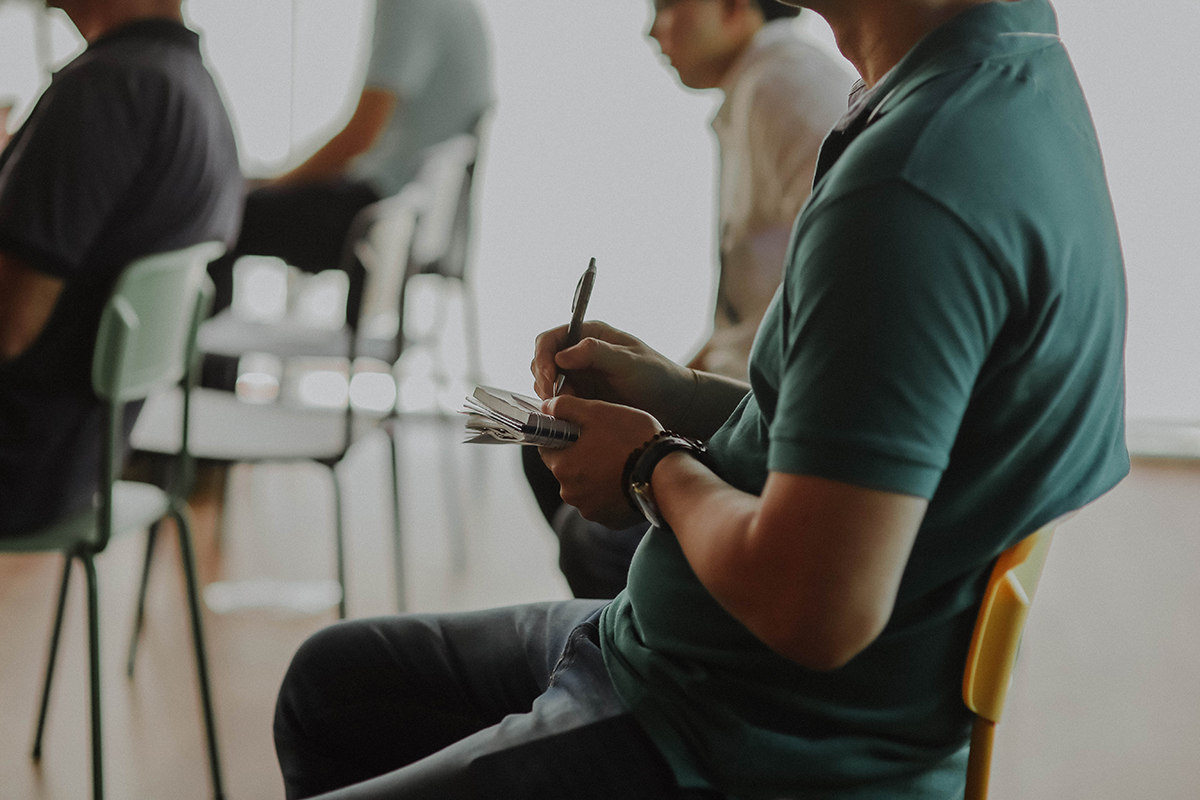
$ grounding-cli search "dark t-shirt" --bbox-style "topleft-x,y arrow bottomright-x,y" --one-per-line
601,1 -> 1129,797
0,19 -> 242,534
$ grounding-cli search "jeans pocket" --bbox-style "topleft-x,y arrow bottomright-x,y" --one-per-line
547,623 -> 594,686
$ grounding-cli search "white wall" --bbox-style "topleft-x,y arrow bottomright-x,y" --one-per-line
2,1 -> 1195,419
1051,1 -> 1200,422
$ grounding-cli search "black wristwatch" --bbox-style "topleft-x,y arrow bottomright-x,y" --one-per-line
623,432 -> 713,529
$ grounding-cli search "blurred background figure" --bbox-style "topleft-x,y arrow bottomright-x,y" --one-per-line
523,0 -> 855,600
0,0 -> 241,535
653,0 -> 852,381
0,98 -> 13,149
205,0 -> 493,320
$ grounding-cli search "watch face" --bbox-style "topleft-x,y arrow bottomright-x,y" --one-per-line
631,481 -> 665,529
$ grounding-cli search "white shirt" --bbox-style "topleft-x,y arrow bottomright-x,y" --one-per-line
703,20 -> 855,381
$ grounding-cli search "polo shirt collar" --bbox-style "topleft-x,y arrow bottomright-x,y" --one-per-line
813,0 -> 1060,184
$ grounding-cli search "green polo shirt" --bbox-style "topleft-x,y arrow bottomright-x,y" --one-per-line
600,1 -> 1129,797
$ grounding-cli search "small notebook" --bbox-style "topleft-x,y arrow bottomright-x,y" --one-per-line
462,386 -> 579,448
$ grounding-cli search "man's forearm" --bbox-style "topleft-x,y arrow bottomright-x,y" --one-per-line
0,251 -> 64,362
668,369 -> 749,440
650,453 -> 927,671
276,88 -> 396,186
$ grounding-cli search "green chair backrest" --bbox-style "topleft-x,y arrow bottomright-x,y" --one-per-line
90,242 -> 223,551
92,242 -> 224,403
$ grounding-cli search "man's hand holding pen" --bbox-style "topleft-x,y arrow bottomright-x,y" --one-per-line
531,320 -> 696,428
530,260 -> 692,525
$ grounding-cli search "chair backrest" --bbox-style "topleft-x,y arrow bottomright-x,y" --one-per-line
962,522 -> 1056,800
351,187 -> 425,343
92,242 -> 225,403
345,132 -> 482,351
408,132 -> 480,280
91,241 -> 223,550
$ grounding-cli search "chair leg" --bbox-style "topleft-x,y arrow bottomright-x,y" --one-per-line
32,554 -> 73,761
331,463 -> 347,619
439,416 -> 467,574
81,552 -> 104,800
965,716 -> 996,800
126,520 -> 161,678
172,502 -> 226,800
388,425 -> 406,612
460,280 -> 483,386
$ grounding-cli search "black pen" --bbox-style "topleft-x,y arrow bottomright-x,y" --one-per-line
554,257 -> 597,396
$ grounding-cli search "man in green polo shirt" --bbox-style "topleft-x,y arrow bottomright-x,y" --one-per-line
272,1 -> 1128,797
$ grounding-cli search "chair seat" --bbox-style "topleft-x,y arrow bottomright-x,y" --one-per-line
199,311 -> 352,359
198,311 -> 398,362
0,481 -> 170,553
131,387 -> 353,462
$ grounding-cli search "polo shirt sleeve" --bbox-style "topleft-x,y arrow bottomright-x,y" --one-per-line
768,180 -> 1009,499
0,63 -> 148,279
363,0 -> 441,100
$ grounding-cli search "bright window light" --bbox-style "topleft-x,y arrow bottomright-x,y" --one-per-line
296,370 -> 349,408
349,371 -> 397,413
291,269 -> 348,329
236,371 -> 281,404
232,256 -> 289,322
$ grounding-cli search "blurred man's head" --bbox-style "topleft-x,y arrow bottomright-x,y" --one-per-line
648,0 -> 800,90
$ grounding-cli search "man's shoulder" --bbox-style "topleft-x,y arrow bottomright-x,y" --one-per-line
817,45 -> 1102,222
728,32 -> 854,136
741,28 -> 854,94
51,30 -> 207,111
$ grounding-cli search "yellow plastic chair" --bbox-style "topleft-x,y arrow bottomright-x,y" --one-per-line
0,242 -> 226,800
962,523 -> 1056,800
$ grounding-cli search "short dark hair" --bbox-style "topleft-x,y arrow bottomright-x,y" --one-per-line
751,0 -> 801,22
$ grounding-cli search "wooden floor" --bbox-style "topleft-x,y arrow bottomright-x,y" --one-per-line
1,425 -> 1198,798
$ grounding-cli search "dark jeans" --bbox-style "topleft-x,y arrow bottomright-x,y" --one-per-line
521,445 -> 649,599
0,400 -> 142,537
274,601 -> 721,799
207,178 -> 380,319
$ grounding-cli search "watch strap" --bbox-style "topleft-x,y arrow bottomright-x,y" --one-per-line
622,431 -> 711,524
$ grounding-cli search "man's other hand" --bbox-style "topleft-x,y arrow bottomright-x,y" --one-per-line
538,395 -> 662,529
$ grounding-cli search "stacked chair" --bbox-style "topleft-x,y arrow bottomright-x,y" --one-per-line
130,131 -> 486,614
0,242 -> 227,800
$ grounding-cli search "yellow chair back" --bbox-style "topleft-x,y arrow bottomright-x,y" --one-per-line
962,523 -> 1056,800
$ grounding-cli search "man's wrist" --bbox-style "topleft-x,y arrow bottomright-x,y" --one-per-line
623,431 -> 712,529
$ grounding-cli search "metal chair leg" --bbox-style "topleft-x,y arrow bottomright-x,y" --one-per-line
460,279 -> 483,386
32,554 -> 73,760
439,416 -> 467,574
172,502 -> 226,800
331,463 -> 347,619
81,552 -> 104,800
388,424 -> 405,612
126,520 -> 161,677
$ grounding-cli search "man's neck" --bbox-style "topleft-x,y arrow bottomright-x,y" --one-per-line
809,0 -> 1000,86
64,1 -> 183,44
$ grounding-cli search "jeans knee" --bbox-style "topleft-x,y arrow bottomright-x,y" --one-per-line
274,621 -> 368,742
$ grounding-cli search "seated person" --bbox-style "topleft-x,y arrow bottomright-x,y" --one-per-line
0,0 -> 242,536
205,0 -> 493,319
272,1 -> 1129,797
523,0 -> 854,599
